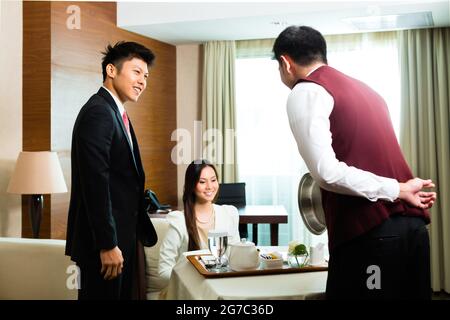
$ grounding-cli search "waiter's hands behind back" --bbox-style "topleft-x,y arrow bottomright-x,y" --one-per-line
399,178 -> 437,209
100,246 -> 124,280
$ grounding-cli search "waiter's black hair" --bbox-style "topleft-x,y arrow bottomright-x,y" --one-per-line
273,25 -> 327,66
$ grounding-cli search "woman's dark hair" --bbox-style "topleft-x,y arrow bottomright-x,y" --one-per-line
272,25 -> 327,66
101,41 -> 155,81
183,160 -> 219,251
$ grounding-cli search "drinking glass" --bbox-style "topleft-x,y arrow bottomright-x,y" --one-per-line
207,230 -> 228,272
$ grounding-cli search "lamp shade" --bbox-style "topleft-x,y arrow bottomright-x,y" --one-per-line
7,151 -> 68,194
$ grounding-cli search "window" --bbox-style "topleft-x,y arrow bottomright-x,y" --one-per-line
236,58 -> 308,246
235,33 -> 400,249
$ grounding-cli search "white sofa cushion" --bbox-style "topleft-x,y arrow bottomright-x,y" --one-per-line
0,219 -> 171,300
145,218 -> 170,300
0,237 -> 77,300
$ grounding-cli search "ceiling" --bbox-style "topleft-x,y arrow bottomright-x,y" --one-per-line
117,1 -> 450,45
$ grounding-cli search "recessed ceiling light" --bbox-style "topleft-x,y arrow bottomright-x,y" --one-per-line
343,11 -> 434,31
270,21 -> 289,27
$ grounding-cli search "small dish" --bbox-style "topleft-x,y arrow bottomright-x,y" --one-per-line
261,257 -> 283,269
260,252 -> 283,269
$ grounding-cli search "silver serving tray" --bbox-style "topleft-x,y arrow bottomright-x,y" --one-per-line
298,173 -> 326,235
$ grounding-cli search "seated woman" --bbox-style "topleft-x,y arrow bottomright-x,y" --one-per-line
157,160 -> 240,294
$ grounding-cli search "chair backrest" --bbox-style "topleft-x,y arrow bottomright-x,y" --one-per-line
216,182 -> 246,208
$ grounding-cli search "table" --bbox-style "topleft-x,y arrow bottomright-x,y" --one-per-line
238,205 -> 288,246
149,205 -> 288,246
165,247 -> 327,300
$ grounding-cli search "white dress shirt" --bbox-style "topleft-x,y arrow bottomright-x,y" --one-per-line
102,86 -> 133,149
286,69 -> 400,202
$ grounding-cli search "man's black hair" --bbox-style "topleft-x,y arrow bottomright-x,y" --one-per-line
101,41 -> 155,81
273,26 -> 327,66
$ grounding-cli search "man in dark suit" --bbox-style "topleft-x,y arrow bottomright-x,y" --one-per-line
66,41 -> 157,300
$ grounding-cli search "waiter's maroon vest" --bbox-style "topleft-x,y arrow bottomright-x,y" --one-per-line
298,66 -> 430,251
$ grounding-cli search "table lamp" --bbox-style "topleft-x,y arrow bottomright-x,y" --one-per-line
7,151 -> 68,238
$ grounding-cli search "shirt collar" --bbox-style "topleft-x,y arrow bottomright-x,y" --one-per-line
306,64 -> 326,77
102,86 -> 126,116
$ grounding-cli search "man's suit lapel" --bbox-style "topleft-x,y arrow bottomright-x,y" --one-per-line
129,122 -> 145,183
97,88 -> 141,178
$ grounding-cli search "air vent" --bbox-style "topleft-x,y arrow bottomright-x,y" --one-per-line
343,11 -> 434,31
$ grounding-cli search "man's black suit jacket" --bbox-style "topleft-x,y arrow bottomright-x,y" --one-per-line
65,87 -> 157,264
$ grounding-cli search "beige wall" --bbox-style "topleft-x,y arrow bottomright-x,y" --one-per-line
176,44 -> 202,206
0,0 -> 22,236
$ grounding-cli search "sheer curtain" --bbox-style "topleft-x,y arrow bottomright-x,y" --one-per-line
235,57 -> 307,246
235,31 -> 400,249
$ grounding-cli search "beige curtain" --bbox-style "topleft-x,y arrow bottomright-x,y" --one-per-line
236,32 -> 397,57
202,41 -> 238,182
399,27 -> 450,293
236,38 -> 274,58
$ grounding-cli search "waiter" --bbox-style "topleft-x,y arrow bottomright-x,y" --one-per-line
273,26 -> 436,299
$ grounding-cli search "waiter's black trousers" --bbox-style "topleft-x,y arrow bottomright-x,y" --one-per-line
326,215 -> 431,300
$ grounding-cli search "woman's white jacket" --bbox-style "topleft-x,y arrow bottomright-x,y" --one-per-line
158,204 -> 240,286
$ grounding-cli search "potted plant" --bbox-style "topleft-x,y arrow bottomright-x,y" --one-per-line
287,241 -> 309,267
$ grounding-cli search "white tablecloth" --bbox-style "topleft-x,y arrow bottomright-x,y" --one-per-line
165,248 -> 328,300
